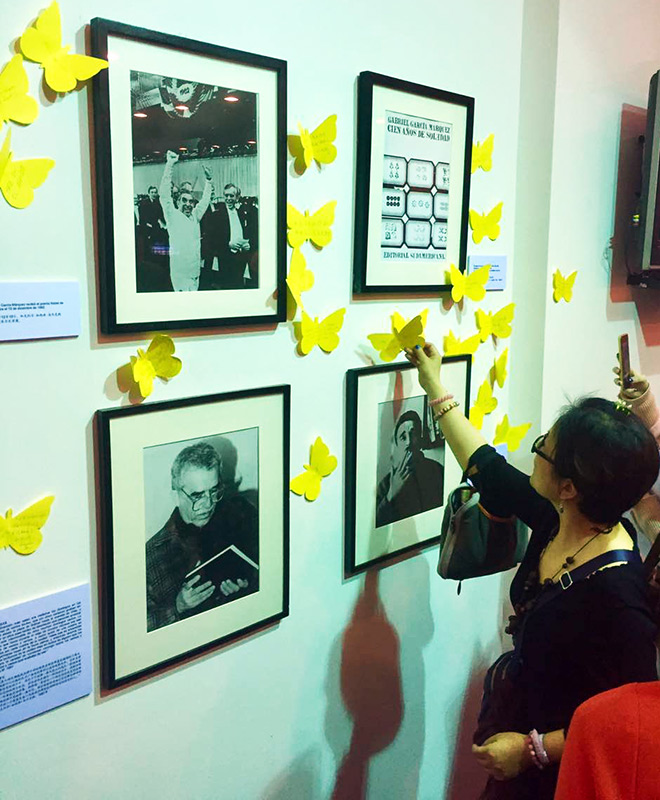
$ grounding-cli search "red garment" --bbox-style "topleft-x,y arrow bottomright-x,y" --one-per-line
555,682 -> 660,799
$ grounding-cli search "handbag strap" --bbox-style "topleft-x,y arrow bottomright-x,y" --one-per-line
514,549 -> 639,651
644,532 -> 660,579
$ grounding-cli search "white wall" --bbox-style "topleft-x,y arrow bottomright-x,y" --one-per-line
542,0 -> 660,424
9,0 -> 650,797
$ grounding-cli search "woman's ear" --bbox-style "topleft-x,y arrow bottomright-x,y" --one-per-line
558,478 -> 578,502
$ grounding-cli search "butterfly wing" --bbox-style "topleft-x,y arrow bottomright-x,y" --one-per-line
286,247 -> 314,308
317,308 -> 345,353
395,314 -> 425,351
472,133 -> 494,173
131,350 -> 156,397
449,263 -> 466,303
464,264 -> 491,303
8,496 -> 55,554
493,415 -> 510,448
308,201 -> 337,248
469,209 -> 486,245
367,332 -> 399,362
309,436 -> 338,479
299,311 -> 319,354
491,303 -> 515,338
287,203 -> 308,248
298,124 -> 313,168
484,202 -> 503,241
309,114 -> 338,165
0,55 -> 38,125
444,330 -> 481,357
492,349 -> 509,389
20,3 -> 62,67
0,135 -> 54,209
564,271 -> 577,301
146,334 -> 182,381
476,309 -> 493,342
554,270 -> 577,303
494,415 -> 530,452
0,514 -> 8,549
290,467 -> 321,501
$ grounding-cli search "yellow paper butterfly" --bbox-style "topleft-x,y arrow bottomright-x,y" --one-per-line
20,2 -> 108,94
286,247 -> 315,309
469,202 -> 503,244
0,55 -> 38,126
0,496 -> 54,555
490,349 -> 509,389
130,334 -> 182,398
443,330 -> 482,358
0,129 -> 54,209
448,263 -> 490,303
493,415 -> 532,452
287,201 -> 337,249
367,309 -> 428,362
552,269 -> 577,303
290,436 -> 338,501
471,133 -> 494,174
293,114 -> 338,171
298,308 -> 345,354
476,303 -> 515,342
469,379 -> 498,430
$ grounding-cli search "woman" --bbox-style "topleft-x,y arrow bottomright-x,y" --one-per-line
554,365 -> 660,799
404,343 -> 659,799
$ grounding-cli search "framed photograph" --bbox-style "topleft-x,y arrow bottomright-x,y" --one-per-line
96,385 -> 289,688
90,19 -> 286,333
353,72 -> 473,295
345,357 -> 471,574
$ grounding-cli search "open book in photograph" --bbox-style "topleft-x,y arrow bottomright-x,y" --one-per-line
185,544 -> 259,605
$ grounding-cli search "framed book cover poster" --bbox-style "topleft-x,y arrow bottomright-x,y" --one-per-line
90,19 -> 286,333
96,385 -> 289,688
353,72 -> 473,295
345,357 -> 471,574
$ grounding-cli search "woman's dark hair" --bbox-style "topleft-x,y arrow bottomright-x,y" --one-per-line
552,397 -> 659,525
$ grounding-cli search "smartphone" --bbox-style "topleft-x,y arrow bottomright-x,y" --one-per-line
618,334 -> 633,388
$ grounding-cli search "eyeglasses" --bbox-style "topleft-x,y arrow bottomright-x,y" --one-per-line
177,483 -> 224,509
531,433 -> 556,466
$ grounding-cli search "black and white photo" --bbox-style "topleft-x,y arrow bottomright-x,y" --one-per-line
375,395 -> 445,528
91,19 -> 286,333
130,70 -> 259,294
353,71 -> 473,294
96,386 -> 289,688
143,429 -> 259,632
345,358 -> 470,574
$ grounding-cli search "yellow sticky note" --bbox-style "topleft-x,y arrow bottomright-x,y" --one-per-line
368,309 -> 428,362
0,55 -> 38,126
443,330 -> 481,358
476,303 -> 515,342
289,114 -> 338,173
447,263 -> 490,304
493,414 -> 531,452
491,349 -> 509,389
469,202 -> 503,244
469,379 -> 498,430
296,308 -> 345,355
290,436 -> 337,501
471,133 -> 494,174
20,2 -> 108,94
129,334 -> 182,398
286,247 -> 314,310
287,201 -> 337,249
0,496 -> 54,555
552,269 -> 577,303
0,129 -> 54,209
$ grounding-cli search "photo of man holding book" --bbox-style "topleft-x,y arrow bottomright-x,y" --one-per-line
144,432 -> 259,632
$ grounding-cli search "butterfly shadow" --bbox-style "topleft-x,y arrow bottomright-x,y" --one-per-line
111,362 -> 147,405
287,134 -> 308,177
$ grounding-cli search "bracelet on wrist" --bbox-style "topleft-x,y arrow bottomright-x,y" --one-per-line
434,400 -> 460,419
430,393 -> 454,408
528,729 -> 549,769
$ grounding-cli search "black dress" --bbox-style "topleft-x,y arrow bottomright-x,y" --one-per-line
468,445 -> 658,799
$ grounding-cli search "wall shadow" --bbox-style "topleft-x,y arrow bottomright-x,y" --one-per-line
325,556 -> 434,798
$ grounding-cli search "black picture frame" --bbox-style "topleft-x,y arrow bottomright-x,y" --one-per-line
90,19 -> 287,334
96,385 -> 290,689
345,357 -> 471,574
353,71 -> 474,295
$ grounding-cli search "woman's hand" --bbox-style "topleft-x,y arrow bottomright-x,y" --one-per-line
404,341 -> 444,398
613,365 -> 649,401
472,732 -> 531,781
